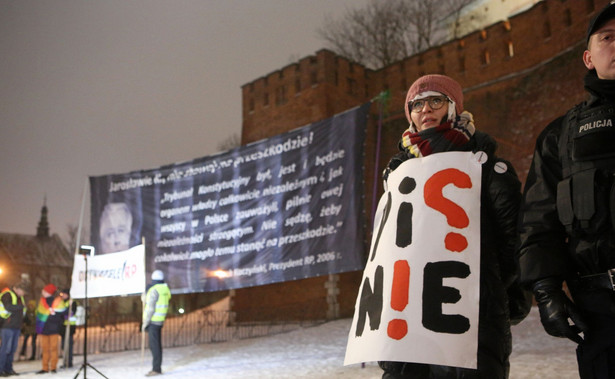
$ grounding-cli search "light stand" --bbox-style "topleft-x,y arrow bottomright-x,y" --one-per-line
73,246 -> 108,379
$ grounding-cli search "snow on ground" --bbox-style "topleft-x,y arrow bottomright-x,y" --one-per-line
12,306 -> 578,379
509,307 -> 579,379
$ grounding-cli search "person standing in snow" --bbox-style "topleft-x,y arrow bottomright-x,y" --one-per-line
518,2 -> 615,378
378,74 -> 525,378
142,270 -> 171,377
35,283 -> 67,374
0,280 -> 28,376
59,289 -> 77,368
20,299 -> 37,361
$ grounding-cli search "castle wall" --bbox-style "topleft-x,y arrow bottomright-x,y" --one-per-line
233,0 -> 607,321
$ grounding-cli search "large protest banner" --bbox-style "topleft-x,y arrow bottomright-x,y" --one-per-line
70,244 -> 146,299
345,152 -> 482,370
89,103 -> 370,294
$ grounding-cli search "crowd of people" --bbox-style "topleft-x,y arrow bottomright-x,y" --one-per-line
0,280 -> 77,376
0,269 -> 171,378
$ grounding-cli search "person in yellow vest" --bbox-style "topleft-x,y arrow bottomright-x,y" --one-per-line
142,270 -> 171,377
35,284 -> 67,374
59,289 -> 77,368
0,279 -> 28,376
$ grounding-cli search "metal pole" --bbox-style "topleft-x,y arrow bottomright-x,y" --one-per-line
370,92 -> 388,226
63,299 -> 72,368
84,255 -> 88,379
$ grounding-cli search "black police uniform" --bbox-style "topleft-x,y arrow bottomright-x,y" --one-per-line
519,69 -> 615,378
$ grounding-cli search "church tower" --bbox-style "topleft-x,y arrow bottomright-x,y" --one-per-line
36,198 -> 50,239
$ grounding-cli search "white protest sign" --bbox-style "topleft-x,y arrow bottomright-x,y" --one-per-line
345,151 -> 482,369
70,244 -> 146,299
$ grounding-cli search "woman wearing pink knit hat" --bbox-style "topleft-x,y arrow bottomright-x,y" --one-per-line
379,74 -> 527,379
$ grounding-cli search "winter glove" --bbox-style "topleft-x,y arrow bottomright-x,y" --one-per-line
533,277 -> 589,344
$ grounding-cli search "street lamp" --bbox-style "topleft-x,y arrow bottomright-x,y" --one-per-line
79,245 -> 95,257
212,269 -> 230,279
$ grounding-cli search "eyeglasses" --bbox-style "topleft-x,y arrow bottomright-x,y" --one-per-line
409,96 -> 449,113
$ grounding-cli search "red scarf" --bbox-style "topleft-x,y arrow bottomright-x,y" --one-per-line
401,111 -> 475,158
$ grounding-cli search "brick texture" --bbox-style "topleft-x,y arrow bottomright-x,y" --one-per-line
233,0 -> 607,321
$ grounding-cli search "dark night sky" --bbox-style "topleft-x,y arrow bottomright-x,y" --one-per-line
0,0 -> 366,242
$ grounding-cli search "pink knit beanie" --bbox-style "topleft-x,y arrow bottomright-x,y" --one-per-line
404,74 -> 464,123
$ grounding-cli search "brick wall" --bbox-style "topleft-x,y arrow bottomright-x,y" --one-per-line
233,0 -> 607,321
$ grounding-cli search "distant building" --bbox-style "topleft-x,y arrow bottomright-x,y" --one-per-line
448,0 -> 544,39
0,201 -> 73,299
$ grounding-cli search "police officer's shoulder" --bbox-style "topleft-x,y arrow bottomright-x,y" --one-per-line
531,114 -> 567,154
538,99 -> 591,144
542,114 -> 567,137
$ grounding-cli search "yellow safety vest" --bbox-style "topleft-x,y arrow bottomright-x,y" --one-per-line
144,283 -> 171,323
63,300 -> 77,326
0,289 -> 25,319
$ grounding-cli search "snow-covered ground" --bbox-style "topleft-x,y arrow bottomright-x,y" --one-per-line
12,306 -> 578,378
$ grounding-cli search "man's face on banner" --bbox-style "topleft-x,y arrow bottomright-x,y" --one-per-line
99,202 -> 132,254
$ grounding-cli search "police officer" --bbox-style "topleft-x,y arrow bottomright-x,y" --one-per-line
519,2 -> 615,378
142,270 -> 171,377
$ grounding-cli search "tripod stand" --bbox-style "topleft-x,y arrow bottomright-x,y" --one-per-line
74,246 -> 108,379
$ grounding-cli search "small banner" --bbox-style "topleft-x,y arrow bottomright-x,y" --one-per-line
70,244 -> 146,299
345,151 -> 482,370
